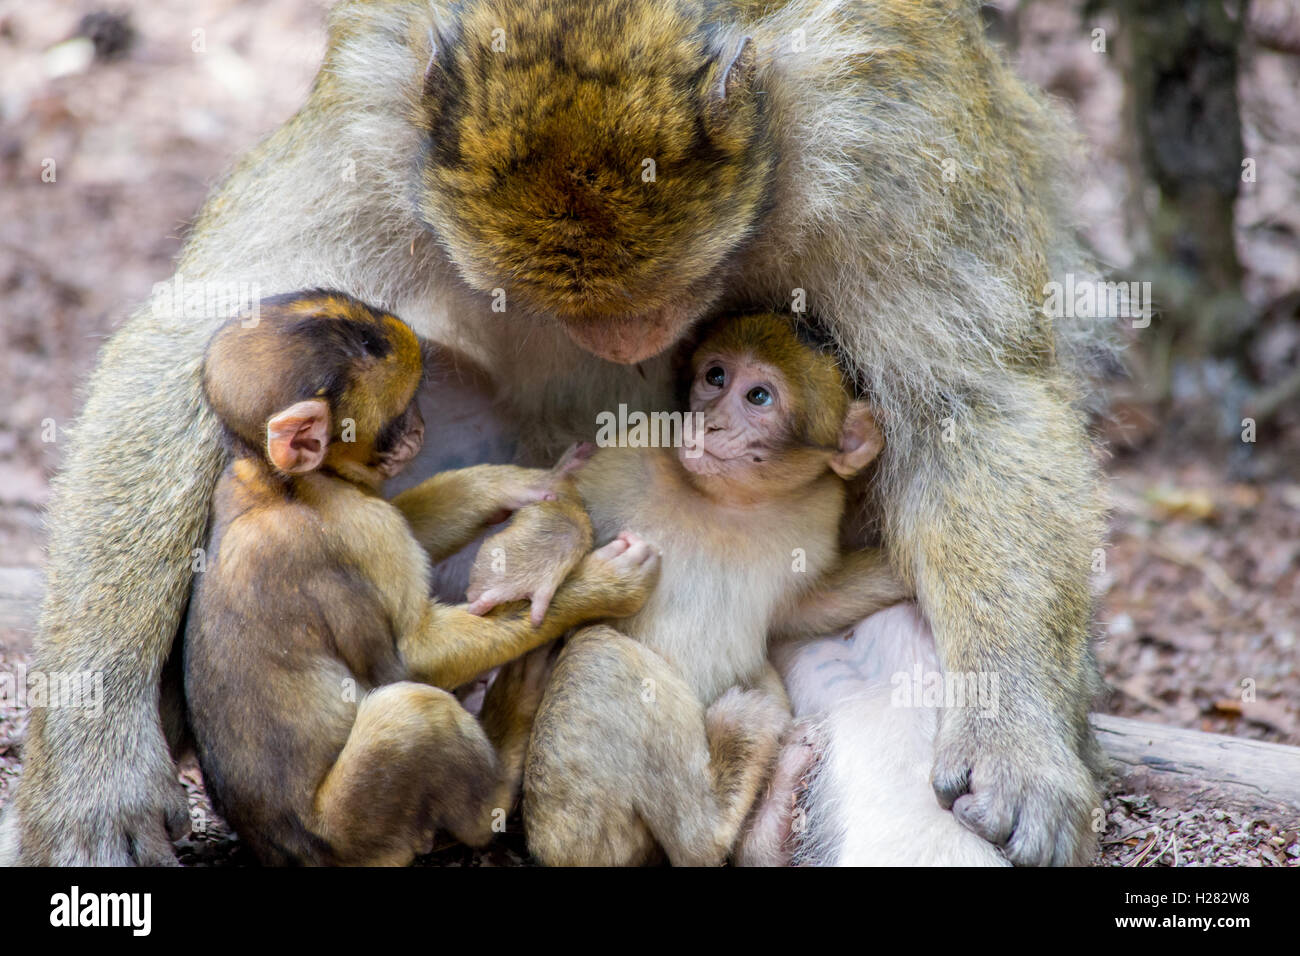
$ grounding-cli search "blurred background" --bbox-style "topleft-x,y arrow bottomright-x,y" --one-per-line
0,0 -> 1296,865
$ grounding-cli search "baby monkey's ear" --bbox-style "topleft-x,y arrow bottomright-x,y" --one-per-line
830,401 -> 884,479
267,399 -> 331,474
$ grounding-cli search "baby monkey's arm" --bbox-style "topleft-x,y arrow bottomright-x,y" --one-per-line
391,463 -> 558,564
400,533 -> 657,690
772,549 -> 911,643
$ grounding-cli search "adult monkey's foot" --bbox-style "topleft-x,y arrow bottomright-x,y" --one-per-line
6,710 -> 190,866
932,708 -> 1101,867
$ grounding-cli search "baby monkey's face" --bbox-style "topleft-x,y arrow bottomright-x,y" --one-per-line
681,352 -> 788,483
203,291 -> 428,489
324,324 -> 426,486
676,313 -> 883,500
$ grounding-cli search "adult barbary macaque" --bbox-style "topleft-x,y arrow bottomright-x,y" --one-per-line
186,291 -> 658,865
470,312 -> 904,865
2,0 -> 1109,866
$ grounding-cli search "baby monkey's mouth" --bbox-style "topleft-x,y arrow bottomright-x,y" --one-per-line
374,403 -> 425,478
679,445 -> 758,476
377,431 -> 423,478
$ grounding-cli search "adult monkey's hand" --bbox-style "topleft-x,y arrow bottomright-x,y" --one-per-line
4,0 -> 1111,865
5,707 -> 192,866
905,381 -> 1107,866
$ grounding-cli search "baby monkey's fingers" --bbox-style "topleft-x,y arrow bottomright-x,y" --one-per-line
528,583 -> 559,627
466,589 -> 508,616
468,584 -> 559,624
586,532 -> 662,614
601,531 -> 656,565
592,531 -> 653,561
466,573 -> 563,624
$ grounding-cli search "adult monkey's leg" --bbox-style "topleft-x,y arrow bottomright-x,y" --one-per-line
893,372 -> 1106,867
1,310 -> 225,865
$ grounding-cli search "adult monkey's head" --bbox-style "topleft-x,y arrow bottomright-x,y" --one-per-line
416,0 -> 774,364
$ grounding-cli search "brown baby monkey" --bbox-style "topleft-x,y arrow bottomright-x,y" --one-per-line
469,312 -> 907,866
184,291 -> 658,866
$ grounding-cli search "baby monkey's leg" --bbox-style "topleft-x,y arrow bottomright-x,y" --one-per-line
311,682 -> 504,866
479,642 -> 562,813
524,627 -> 789,867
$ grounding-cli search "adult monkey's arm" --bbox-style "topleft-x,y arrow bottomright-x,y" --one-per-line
885,373 -> 1108,867
747,0 -> 1113,865
2,314 -> 226,865
0,11 -> 396,866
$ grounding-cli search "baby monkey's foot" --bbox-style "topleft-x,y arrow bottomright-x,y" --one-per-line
584,532 -> 661,618
735,718 -> 825,867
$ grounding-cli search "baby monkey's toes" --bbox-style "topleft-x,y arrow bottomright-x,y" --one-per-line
735,717 -> 825,867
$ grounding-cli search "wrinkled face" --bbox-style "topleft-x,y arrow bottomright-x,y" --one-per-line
678,349 -> 837,500
417,0 -> 774,363
673,312 -> 883,500
682,350 -> 788,477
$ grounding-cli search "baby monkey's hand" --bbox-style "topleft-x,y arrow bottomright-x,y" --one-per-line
559,532 -> 661,621
483,442 -> 593,523
481,472 -> 558,525
468,501 -> 590,623
468,443 -> 597,624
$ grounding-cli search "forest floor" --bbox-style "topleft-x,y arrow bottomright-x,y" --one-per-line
0,1 -> 1297,866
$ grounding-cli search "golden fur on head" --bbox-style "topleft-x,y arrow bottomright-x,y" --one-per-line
415,0 -> 774,323
202,290 -> 423,458
691,312 -> 848,450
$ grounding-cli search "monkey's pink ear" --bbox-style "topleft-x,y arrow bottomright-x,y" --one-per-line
830,401 -> 884,479
266,399 -> 331,474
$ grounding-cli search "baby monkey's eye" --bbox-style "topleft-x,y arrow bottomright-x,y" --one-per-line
705,366 -> 726,387
746,386 -> 773,406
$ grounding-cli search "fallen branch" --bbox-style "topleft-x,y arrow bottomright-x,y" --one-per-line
1093,713 -> 1300,817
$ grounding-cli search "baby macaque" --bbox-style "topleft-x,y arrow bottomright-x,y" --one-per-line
469,311 -> 908,865
184,291 -> 658,866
